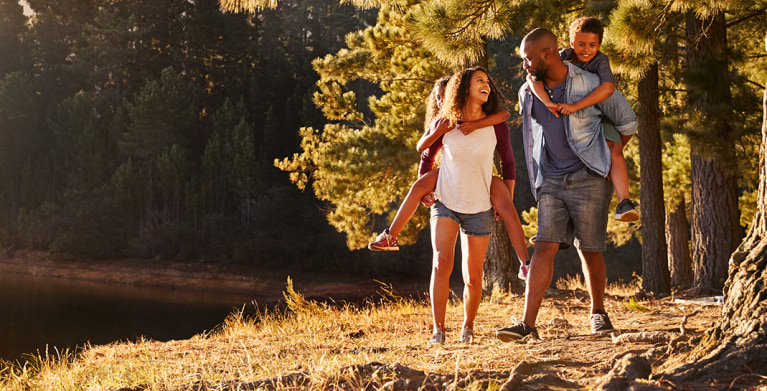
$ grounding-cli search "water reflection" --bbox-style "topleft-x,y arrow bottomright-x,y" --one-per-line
0,273 -> 255,362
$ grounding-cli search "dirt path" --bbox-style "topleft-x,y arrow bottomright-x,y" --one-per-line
168,290 -> 730,390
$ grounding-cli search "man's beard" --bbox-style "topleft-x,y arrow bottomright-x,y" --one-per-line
532,65 -> 548,81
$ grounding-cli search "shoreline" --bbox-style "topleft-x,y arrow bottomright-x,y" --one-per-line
0,250 -> 420,305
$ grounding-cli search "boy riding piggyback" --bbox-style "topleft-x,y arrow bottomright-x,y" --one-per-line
527,17 -> 639,222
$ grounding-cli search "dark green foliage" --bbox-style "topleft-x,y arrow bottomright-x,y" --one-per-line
0,0 -> 413,275
0,71 -> 49,229
0,0 -> 28,76
121,68 -> 197,166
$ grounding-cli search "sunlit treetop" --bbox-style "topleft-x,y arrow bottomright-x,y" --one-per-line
219,0 -> 391,13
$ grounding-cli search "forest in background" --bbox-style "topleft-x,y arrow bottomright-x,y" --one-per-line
0,0 -> 764,293
0,0 -> 438,277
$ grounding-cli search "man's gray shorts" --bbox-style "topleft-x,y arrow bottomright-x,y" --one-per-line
536,167 -> 612,252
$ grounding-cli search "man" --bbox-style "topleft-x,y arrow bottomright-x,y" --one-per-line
496,28 -> 637,340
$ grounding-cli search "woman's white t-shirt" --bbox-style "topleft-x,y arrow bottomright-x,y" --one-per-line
435,125 -> 497,214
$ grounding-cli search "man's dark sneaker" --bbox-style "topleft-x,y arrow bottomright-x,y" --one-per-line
528,235 -> 571,250
590,310 -> 616,334
614,199 -> 639,222
496,322 -> 538,342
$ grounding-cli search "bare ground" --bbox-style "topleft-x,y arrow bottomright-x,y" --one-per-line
181,289 -> 741,391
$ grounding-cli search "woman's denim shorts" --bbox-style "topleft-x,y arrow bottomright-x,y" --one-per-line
430,200 -> 494,237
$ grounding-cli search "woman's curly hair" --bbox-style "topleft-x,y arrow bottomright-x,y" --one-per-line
424,75 -> 450,132
439,67 -> 503,126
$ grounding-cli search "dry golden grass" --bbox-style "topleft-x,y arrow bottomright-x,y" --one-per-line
0,276 -> 719,390
555,273 -> 641,297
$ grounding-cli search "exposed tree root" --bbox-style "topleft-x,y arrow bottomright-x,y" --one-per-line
610,310 -> 701,348
595,353 -> 651,391
668,309 -> 699,353
611,331 -> 672,345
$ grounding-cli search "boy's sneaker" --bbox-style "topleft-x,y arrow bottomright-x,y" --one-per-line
368,229 -> 399,251
614,199 -> 639,222
459,327 -> 474,344
517,260 -> 530,280
496,322 -> 538,342
590,310 -> 616,334
428,330 -> 445,346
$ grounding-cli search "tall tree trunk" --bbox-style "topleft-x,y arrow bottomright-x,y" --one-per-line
662,41 -> 767,382
666,197 -> 693,289
637,62 -> 670,296
480,44 -> 523,295
685,11 -> 740,291
483,220 -> 522,295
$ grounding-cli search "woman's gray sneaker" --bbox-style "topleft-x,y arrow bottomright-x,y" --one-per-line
428,330 -> 445,346
459,327 -> 474,344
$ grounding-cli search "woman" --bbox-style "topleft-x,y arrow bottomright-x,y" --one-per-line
428,67 -> 517,345
368,76 -> 530,281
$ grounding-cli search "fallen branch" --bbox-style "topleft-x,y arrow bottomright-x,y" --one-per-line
610,309 -> 702,347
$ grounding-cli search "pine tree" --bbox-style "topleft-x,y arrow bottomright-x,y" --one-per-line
662,134 -> 693,289
0,0 -> 29,77
120,67 -> 197,171
201,98 -> 259,223
185,0 -> 259,114
157,145 -> 189,221
685,8 -> 740,292
277,3 -> 450,249
50,91 -> 106,193
119,66 -> 198,255
605,0 -> 677,295
0,71 -> 48,227
26,0 -> 97,100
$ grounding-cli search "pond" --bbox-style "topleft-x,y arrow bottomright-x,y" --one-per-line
0,272 -> 255,362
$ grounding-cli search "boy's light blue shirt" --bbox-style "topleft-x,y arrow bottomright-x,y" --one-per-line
518,63 -> 638,200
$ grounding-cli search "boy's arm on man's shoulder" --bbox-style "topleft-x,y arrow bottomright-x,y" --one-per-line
559,82 -> 614,114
